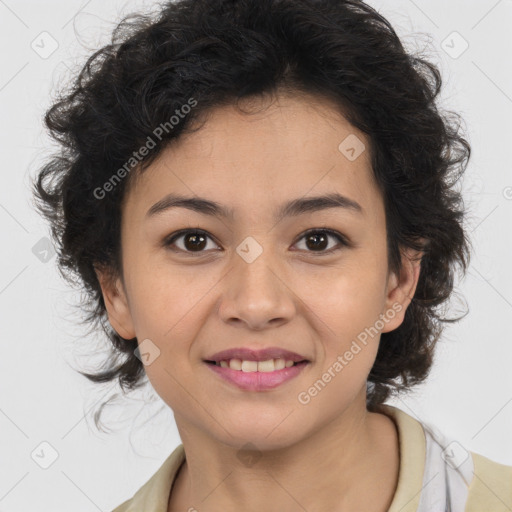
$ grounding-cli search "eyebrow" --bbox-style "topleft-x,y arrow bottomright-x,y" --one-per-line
146,192 -> 363,221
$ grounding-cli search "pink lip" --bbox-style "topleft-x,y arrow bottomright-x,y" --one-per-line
205,361 -> 309,391
205,347 -> 308,363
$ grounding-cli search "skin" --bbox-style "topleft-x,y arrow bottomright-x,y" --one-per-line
96,90 -> 422,512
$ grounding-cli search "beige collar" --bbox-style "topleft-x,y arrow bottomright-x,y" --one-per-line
119,404 -> 427,512
379,404 -> 427,512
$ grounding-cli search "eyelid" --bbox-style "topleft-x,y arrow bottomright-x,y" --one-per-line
164,228 -> 221,252
164,228 -> 349,255
291,228 -> 349,254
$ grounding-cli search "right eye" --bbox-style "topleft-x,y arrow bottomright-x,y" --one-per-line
164,229 -> 222,255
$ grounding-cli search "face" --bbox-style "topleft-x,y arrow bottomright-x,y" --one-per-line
97,91 -> 421,450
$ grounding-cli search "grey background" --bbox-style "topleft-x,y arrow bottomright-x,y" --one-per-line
0,0 -> 511,510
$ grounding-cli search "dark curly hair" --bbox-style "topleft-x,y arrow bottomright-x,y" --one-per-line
32,0 -> 471,429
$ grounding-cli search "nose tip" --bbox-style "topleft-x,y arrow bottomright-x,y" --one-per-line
217,254 -> 296,330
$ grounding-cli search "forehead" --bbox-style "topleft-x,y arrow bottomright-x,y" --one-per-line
123,91 -> 383,223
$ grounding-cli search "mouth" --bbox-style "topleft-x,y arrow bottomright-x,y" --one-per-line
204,359 -> 308,371
202,347 -> 311,390
204,346 -> 310,366
203,357 -> 310,391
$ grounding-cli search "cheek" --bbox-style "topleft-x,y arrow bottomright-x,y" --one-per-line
295,255 -> 387,378
302,261 -> 387,335
126,255 -> 210,334
123,260 -> 218,388
294,273 -> 384,409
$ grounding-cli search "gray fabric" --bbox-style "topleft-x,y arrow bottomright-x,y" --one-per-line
417,421 -> 474,512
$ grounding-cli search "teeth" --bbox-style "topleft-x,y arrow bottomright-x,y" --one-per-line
257,359 -> 275,372
215,358 -> 298,372
241,360 -> 258,372
274,358 -> 286,370
229,359 -> 242,371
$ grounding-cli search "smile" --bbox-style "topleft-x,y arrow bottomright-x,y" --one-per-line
204,359 -> 310,391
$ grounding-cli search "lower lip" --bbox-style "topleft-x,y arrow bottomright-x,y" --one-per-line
204,361 -> 309,391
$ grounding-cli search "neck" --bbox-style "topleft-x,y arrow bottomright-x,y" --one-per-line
168,395 -> 399,512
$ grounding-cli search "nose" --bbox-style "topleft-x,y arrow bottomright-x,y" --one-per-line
217,247 -> 296,330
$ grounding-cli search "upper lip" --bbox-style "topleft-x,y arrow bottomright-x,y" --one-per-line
205,347 -> 309,363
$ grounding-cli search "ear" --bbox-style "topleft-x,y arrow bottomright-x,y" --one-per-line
381,244 -> 424,333
94,264 -> 136,340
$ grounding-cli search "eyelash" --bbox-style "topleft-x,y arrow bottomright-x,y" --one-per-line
163,228 -> 349,256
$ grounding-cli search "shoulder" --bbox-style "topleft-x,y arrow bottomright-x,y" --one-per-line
465,451 -> 512,512
110,444 -> 186,512
419,416 -> 512,511
418,412 -> 512,511
378,404 -> 512,511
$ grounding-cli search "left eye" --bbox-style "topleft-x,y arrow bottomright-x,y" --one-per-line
293,229 -> 348,254
164,228 -> 348,255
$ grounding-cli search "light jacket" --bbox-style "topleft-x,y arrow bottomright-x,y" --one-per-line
111,404 -> 512,511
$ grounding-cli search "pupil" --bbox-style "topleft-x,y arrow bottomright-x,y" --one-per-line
306,232 -> 328,251
185,233 -> 206,251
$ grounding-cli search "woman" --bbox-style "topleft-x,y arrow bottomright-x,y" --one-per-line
32,0 -> 512,510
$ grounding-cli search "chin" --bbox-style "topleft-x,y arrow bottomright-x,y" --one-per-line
211,418 -> 310,453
